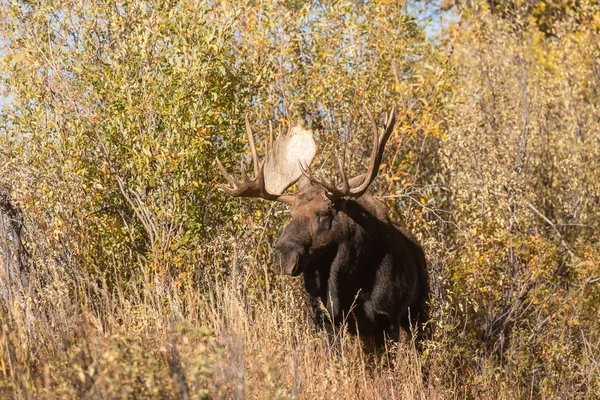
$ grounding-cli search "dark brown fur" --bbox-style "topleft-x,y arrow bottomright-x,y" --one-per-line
274,185 -> 429,346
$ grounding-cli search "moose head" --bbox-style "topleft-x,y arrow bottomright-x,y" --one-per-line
216,108 -> 396,276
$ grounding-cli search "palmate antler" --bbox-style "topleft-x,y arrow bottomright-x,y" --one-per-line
299,106 -> 396,200
216,116 -> 316,204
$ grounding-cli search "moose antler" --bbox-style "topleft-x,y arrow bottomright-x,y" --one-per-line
300,106 -> 396,200
216,116 -> 316,204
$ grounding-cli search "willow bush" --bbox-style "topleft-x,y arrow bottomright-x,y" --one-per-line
0,0 -> 260,284
433,1 -> 600,396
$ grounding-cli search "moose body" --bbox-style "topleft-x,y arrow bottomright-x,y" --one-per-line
217,108 -> 429,345
275,186 -> 429,344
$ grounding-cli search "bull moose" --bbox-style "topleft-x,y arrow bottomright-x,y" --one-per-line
217,108 -> 429,347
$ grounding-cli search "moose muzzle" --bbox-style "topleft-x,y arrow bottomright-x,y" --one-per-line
273,247 -> 304,275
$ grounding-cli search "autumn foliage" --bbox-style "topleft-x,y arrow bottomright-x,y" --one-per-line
0,0 -> 599,398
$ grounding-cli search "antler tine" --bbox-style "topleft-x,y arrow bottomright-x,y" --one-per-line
365,105 -> 381,171
215,117 -> 296,204
334,154 -> 350,195
216,157 -> 238,190
383,107 -> 396,143
381,107 -> 396,149
245,115 -> 260,175
299,155 -> 351,198
347,106 -> 396,197
299,162 -> 325,187
268,121 -> 274,150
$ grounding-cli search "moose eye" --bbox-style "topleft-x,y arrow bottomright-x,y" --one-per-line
317,210 -> 332,224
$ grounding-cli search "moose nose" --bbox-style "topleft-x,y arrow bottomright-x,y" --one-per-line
273,245 -> 302,275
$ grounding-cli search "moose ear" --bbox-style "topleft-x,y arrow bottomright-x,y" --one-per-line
264,125 -> 317,195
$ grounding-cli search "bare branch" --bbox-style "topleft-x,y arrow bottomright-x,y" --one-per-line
526,201 -> 575,259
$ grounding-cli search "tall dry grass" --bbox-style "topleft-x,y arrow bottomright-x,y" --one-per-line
0,226 -> 441,399
4,211 -> 596,398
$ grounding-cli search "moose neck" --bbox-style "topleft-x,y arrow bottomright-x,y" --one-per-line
301,196 -> 380,302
